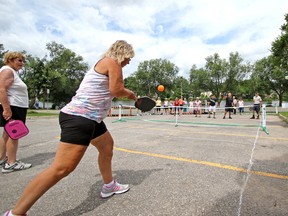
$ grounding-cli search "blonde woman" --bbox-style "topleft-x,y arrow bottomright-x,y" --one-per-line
0,52 -> 32,173
3,40 -> 137,216
155,97 -> 162,114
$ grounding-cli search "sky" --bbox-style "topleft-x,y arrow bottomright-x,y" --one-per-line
0,0 -> 287,78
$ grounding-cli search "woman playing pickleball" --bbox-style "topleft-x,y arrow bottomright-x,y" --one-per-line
3,40 -> 137,216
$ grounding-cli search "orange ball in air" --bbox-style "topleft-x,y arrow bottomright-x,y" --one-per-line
157,85 -> 165,92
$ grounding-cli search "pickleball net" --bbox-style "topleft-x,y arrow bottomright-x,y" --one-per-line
111,104 -> 272,135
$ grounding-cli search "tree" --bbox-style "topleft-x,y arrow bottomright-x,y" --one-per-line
0,44 -> 7,67
21,42 -> 89,108
190,52 -> 250,100
253,56 -> 287,106
173,76 -> 190,99
44,42 -> 88,105
225,52 -> 250,95
21,55 -> 48,108
189,64 -> 210,97
125,58 -> 179,99
204,53 -> 228,98
269,13 -> 288,105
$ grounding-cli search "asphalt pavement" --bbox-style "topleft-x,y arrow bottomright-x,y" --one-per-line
0,111 -> 287,216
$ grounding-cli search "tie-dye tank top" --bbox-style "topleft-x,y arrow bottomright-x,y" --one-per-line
61,66 -> 113,123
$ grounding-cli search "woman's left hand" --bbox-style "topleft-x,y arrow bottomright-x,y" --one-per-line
3,108 -> 12,120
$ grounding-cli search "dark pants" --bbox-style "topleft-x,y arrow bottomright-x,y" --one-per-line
0,105 -> 27,127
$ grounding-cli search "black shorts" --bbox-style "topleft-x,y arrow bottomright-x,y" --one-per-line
225,107 -> 233,112
59,112 -> 107,146
253,104 -> 260,112
0,105 -> 27,127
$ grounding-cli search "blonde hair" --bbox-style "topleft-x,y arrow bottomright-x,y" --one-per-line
4,51 -> 25,64
103,40 -> 135,64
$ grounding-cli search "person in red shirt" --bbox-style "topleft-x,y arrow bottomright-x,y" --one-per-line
178,96 -> 185,115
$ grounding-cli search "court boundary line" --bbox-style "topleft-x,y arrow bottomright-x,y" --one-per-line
115,147 -> 288,180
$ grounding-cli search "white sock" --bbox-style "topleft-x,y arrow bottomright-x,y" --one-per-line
104,179 -> 115,188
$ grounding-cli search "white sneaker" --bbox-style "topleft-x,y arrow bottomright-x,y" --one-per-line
0,157 -> 8,167
2,160 -> 32,173
3,210 -> 28,216
100,180 -> 130,198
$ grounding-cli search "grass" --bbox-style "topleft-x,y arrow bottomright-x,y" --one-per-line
279,112 -> 288,118
27,110 -> 59,117
279,111 -> 288,124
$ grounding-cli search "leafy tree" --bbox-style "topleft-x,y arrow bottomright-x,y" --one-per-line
189,64 -> 210,97
21,55 -> 47,108
225,52 -> 250,95
173,76 -> 190,99
204,53 -> 228,98
237,79 -> 255,99
44,42 -> 88,105
271,14 -> 288,71
269,13 -> 288,105
190,52 -> 250,100
126,58 -> 179,99
20,42 -> 88,108
0,44 -> 7,67
253,56 -> 287,106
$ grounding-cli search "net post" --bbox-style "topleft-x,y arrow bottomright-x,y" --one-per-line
119,104 -> 122,120
261,104 -> 269,135
175,106 -> 178,127
112,104 -> 126,123
275,103 -> 278,114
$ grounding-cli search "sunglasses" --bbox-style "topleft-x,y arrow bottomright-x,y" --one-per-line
17,59 -> 25,63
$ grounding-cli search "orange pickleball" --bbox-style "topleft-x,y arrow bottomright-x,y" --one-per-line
157,85 -> 165,92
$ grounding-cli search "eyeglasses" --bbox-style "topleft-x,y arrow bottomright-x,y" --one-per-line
17,59 -> 25,63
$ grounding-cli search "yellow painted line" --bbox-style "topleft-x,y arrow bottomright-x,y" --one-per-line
127,126 -> 288,141
115,147 -> 288,180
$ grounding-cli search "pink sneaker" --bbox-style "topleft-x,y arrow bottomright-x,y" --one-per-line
3,210 -> 28,216
100,180 -> 130,198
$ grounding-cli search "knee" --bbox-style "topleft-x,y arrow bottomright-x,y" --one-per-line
99,142 -> 114,159
100,147 -> 114,159
51,163 -> 77,178
2,131 -> 9,141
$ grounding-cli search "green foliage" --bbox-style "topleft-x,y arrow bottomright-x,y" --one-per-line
0,44 -> 7,67
204,53 -> 227,97
20,42 -> 88,108
189,65 -> 210,97
271,14 -> 288,69
125,58 -> 179,99
269,13 -> 288,106
225,52 -> 250,93
44,42 -> 88,105
189,52 -> 249,100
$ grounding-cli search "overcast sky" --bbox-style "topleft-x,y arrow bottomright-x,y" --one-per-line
0,0 -> 287,78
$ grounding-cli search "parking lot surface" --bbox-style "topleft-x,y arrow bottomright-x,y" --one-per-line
1,112 -> 287,216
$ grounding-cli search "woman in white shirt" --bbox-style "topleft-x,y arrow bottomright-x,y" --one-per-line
0,52 -> 32,173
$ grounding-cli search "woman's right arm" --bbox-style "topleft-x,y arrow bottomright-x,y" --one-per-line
106,59 -> 136,100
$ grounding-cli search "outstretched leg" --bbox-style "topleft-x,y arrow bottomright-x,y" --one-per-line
12,142 -> 87,215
